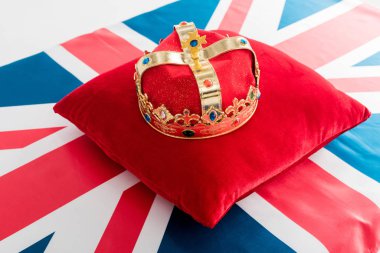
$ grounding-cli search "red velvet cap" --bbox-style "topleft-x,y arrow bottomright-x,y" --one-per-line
143,30 -> 255,115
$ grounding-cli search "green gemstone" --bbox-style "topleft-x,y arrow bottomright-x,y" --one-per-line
249,91 -> 254,99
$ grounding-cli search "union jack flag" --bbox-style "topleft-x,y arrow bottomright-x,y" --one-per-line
1,0 -> 380,252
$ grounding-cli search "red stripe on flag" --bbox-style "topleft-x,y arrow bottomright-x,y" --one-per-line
95,183 -> 155,253
0,136 -> 124,240
275,5 -> 380,69
62,28 -> 142,74
218,0 -> 254,32
0,127 -> 64,150
329,77 -> 380,92
257,159 -> 380,253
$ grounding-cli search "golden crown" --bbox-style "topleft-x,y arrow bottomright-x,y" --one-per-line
134,22 -> 261,139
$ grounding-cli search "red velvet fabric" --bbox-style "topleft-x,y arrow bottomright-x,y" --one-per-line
54,30 -> 370,228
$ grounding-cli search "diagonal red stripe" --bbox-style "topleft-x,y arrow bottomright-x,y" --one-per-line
0,136 -> 124,240
62,28 -> 142,74
95,183 -> 155,253
218,0 -> 254,32
0,127 -> 64,150
275,5 -> 380,69
256,159 -> 380,253
328,77 -> 380,92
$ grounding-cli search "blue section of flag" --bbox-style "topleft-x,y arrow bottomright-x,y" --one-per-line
326,114 -> 380,182
159,206 -> 295,253
0,52 -> 81,107
20,232 -> 54,253
354,51 -> 380,66
123,0 -> 219,43
278,0 -> 341,29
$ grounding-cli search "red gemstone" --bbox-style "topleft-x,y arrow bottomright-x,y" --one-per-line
204,79 -> 213,88
233,118 -> 240,126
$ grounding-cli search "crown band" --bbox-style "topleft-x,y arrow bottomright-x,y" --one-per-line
174,22 -> 222,113
134,22 -> 261,139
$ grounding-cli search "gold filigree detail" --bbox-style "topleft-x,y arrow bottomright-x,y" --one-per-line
138,93 -> 153,113
137,85 -> 260,138
225,97 -> 248,118
174,109 -> 201,127
152,105 -> 174,124
153,120 -> 177,134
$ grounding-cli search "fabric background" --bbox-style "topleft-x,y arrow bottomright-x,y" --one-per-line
1,0 -> 380,252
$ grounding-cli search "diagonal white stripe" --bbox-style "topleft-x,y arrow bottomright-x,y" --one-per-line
205,0 -> 233,30
45,45 -> 98,83
317,36 -> 380,79
0,125 -> 83,177
271,0 -> 361,45
133,196 -> 174,253
107,23 -> 157,52
238,193 -> 328,253
241,0 -> 360,45
309,148 -> 380,208
0,103 -> 69,131
347,91 -> 380,114
0,171 -> 139,253
240,0 -> 285,44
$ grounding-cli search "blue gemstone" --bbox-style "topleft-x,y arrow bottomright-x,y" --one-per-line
190,40 -> 198,47
144,113 -> 151,122
257,90 -> 261,99
209,111 -> 217,121
240,38 -> 247,45
182,129 -> 195,137
142,57 -> 150,64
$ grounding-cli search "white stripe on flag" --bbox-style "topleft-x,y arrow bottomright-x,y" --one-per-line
133,196 -> 174,253
45,46 -> 98,83
271,0 -> 361,45
0,103 -> 69,131
107,23 -> 157,52
317,36 -> 380,79
205,0 -> 233,30
309,148 -> 380,208
0,125 -> 83,177
347,91 -> 380,114
0,171 -> 139,253
238,193 -> 328,253
241,0 -> 360,45
240,0 -> 286,44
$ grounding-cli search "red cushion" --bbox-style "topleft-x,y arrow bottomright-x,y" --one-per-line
54,31 -> 370,228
